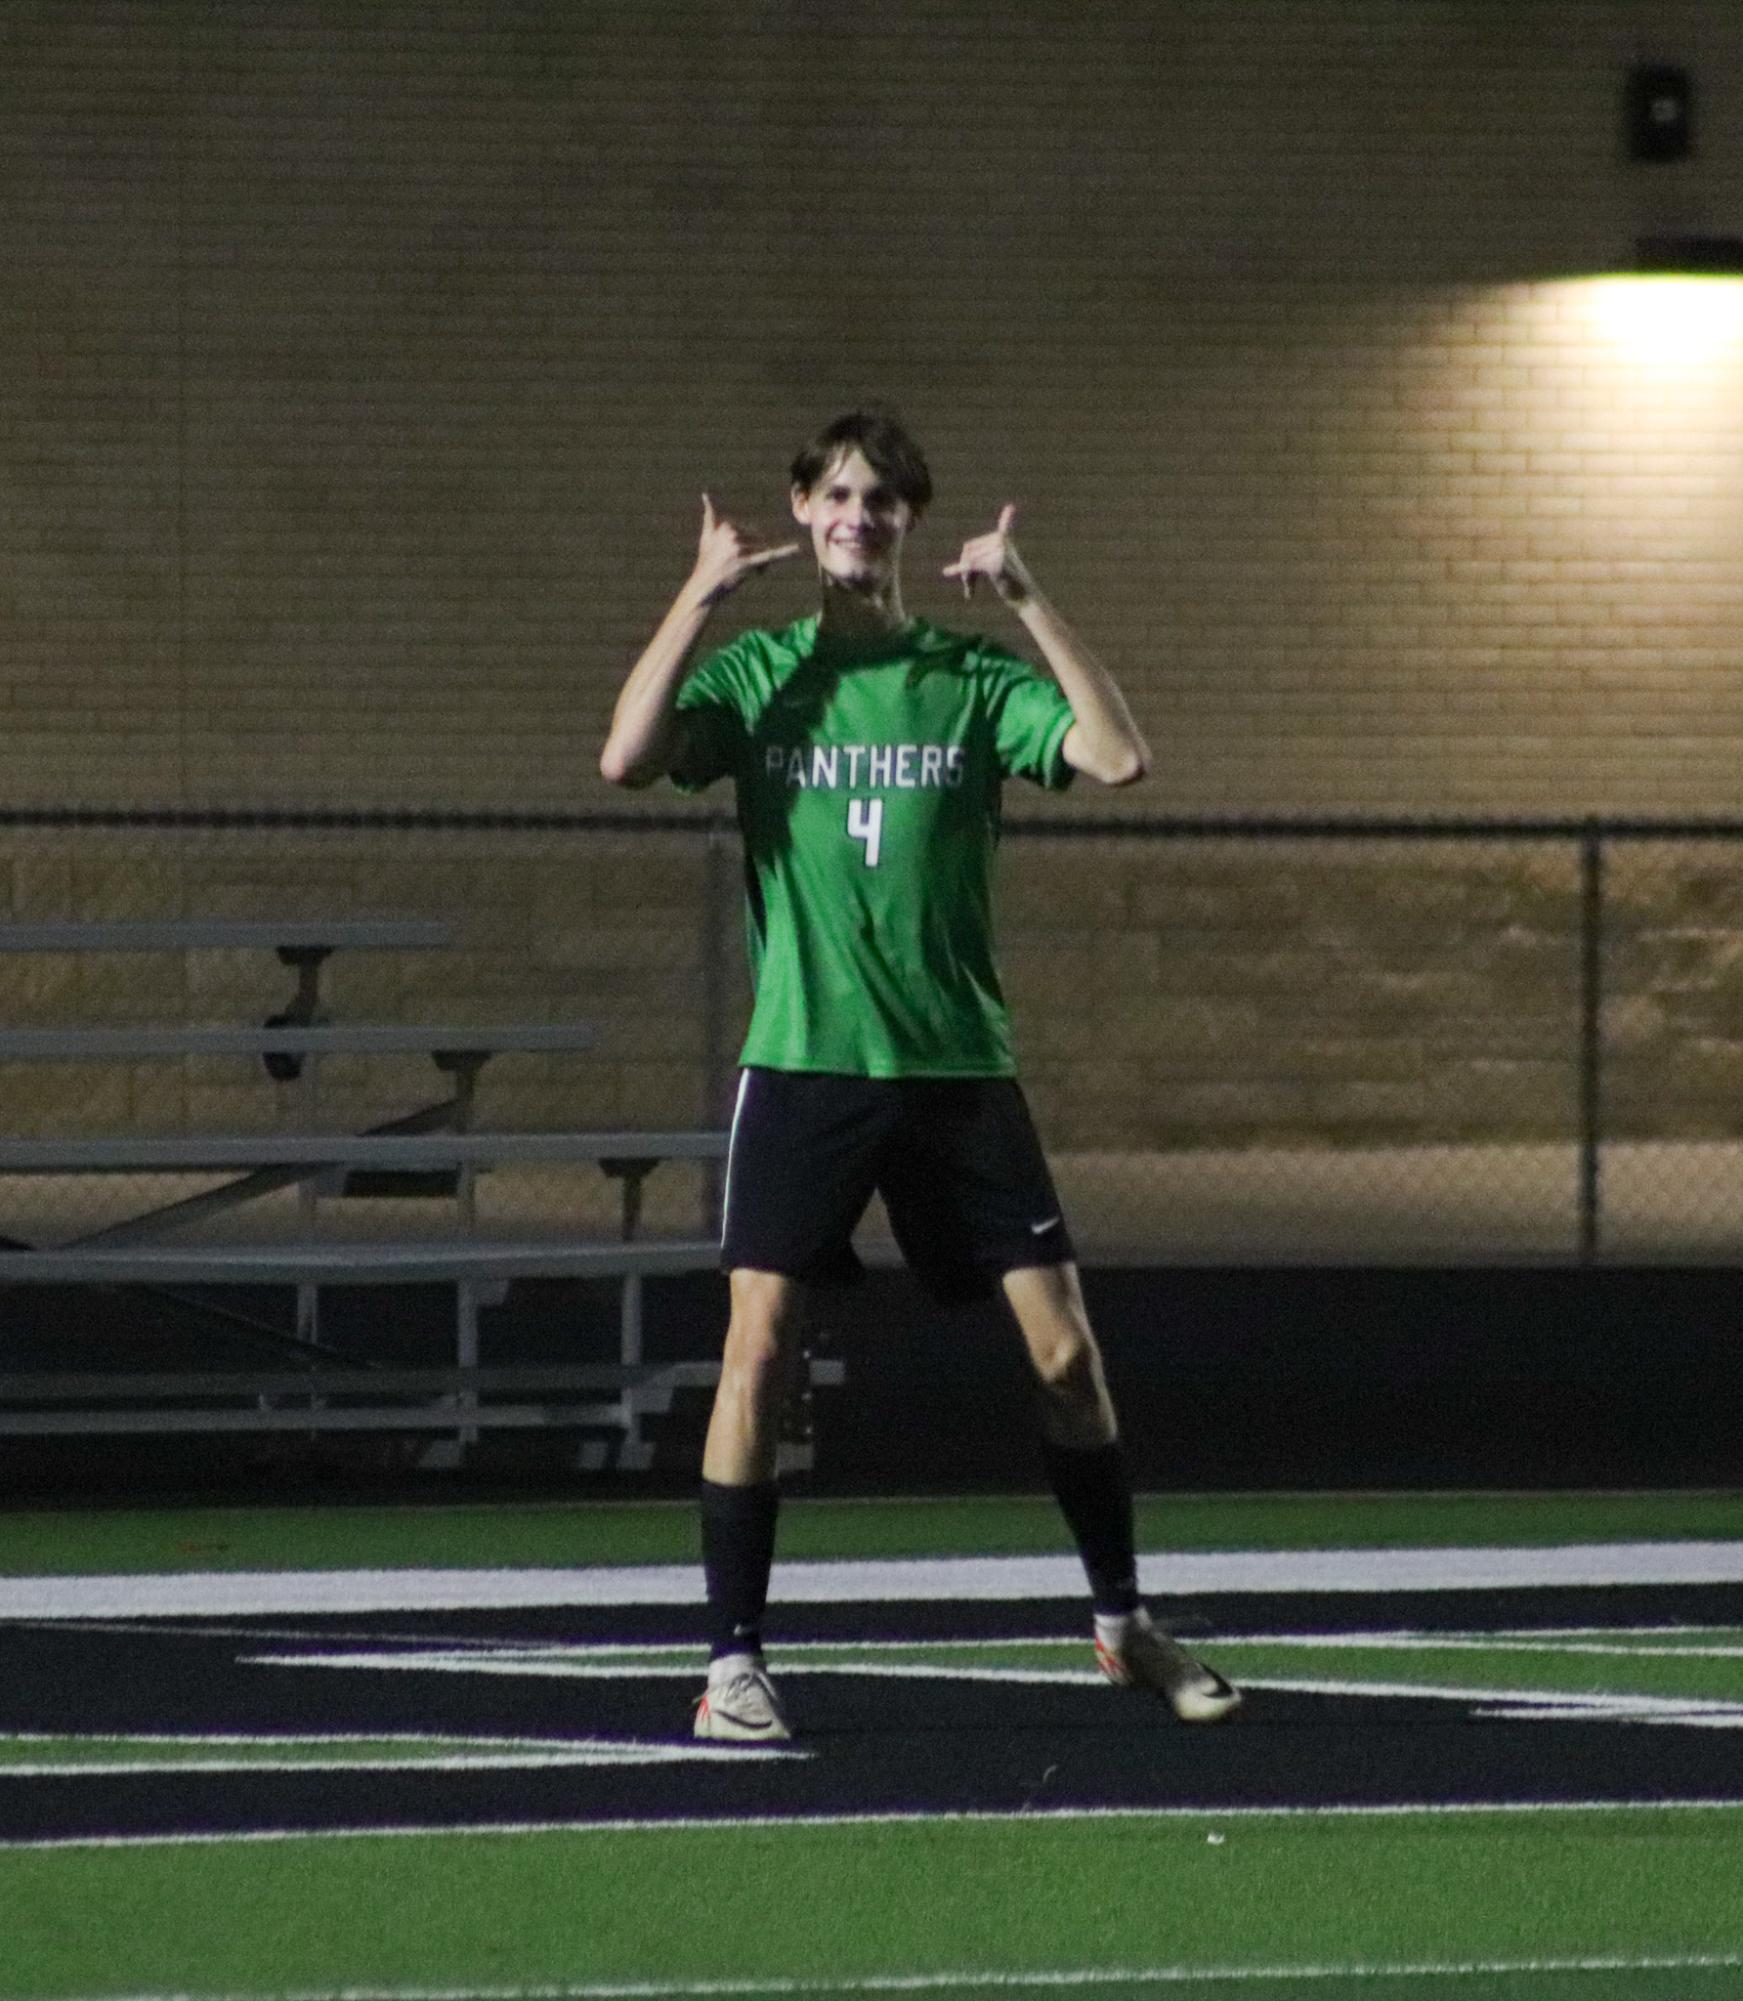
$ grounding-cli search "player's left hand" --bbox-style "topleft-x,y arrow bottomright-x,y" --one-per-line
942,504 -> 1035,605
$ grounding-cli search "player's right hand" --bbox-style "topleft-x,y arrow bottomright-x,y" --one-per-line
691,494 -> 801,603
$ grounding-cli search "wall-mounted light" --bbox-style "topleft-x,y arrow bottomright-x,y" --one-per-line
1636,234 -> 1743,275
1625,64 -> 1693,162
1579,272 -> 1743,368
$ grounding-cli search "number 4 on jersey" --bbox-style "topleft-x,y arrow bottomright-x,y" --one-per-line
847,797 -> 884,868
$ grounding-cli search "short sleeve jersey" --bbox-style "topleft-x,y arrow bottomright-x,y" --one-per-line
672,614 -> 1075,1078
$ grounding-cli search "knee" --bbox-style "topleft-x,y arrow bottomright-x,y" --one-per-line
1029,1324 -> 1102,1406
721,1272 -> 803,1385
1030,1325 -> 1117,1449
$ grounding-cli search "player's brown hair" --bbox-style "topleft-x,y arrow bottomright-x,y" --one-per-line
790,406 -> 933,515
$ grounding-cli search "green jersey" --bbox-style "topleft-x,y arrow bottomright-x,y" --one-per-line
672,614 -> 1075,1078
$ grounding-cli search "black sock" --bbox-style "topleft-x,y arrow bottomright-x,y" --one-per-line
700,1477 -> 781,1660
1041,1437 -> 1140,1617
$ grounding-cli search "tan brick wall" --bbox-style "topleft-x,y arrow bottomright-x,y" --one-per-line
9,1 -> 1743,816
10,3 -> 1743,1197
3,817 -> 1743,1255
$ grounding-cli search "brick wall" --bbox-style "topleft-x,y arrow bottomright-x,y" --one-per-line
8,2 -> 1743,1180
11,0 -> 1743,816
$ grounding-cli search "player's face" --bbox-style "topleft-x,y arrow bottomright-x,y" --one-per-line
791,448 -> 913,592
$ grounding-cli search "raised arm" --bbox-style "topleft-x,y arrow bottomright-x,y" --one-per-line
943,505 -> 1150,788
600,496 -> 800,788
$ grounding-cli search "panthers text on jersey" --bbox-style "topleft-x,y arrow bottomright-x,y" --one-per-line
673,616 -> 1074,1077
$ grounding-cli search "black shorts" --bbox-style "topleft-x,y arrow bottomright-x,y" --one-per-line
720,1068 -> 1075,1305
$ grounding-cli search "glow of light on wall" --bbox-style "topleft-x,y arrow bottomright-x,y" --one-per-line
1572,276 -> 1743,369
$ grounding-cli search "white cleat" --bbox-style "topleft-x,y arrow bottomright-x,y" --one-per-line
693,1651 -> 794,1743
1095,1607 -> 1242,1724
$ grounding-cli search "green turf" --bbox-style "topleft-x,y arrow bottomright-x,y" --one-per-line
6,1810 -> 1743,1998
1,1488 -> 1740,1576
1218,1633 -> 1743,1706
6,1491 -> 1743,1998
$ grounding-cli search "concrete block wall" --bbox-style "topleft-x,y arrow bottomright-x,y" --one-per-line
2,818 -> 1729,1152
999,839 -> 1586,1152
9,2 -> 1743,1173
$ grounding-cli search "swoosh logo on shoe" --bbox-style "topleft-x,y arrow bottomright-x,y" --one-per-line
1029,1216 -> 1061,1235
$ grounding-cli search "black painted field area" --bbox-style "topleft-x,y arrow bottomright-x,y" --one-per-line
6,1585 -> 1743,1845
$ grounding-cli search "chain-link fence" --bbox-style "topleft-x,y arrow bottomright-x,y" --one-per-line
3,810 -> 1743,1264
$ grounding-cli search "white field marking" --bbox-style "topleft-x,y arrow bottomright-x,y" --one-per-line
33,1951 -> 1743,2000
0,1727 -> 804,1777
1494,1622 -> 1714,1633
12,1540 -> 1743,1618
0,1732 -> 602,1750
362,1629 -> 1743,1665
242,1648 -> 1108,1687
195,1628 -> 1733,1661
238,1651 -> 697,1680
264,1648 -> 1743,1707
689,1628 -> 1743,1657
10,1793 -> 1743,1854
237,1642 -> 1743,1718
418,1638 -> 1095,1656
1236,1674 -> 1743,1723
327,1629 -> 1740,1657
10,1616 -> 520,1648
1514,1640 -> 1743,1659
1223,1631 -> 1743,1659
0,1754 -> 768,1778
1472,1704 -> 1743,1720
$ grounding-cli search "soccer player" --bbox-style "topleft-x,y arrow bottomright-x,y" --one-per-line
601,408 -> 1238,1741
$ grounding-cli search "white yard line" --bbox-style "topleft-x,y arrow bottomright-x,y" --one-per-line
0,1750 -> 797,1776
231,1646 -> 1743,1720
0,1727 -> 805,1776
1260,1636 -> 1743,1658
39,1948 -> 1743,1997
245,1650 -> 1113,1686
10,1541 -> 1743,1618
9,1795 -> 1743,1853
1221,1631 -> 1743,1655
1234,1674 -> 1743,1719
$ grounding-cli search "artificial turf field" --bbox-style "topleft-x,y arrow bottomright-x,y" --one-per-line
5,1490 -> 1743,2000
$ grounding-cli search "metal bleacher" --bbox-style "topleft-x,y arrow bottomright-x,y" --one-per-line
0,919 -> 831,1470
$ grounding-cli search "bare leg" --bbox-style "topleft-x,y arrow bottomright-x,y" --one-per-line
1001,1261 -> 1118,1450
703,1267 -> 810,1487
